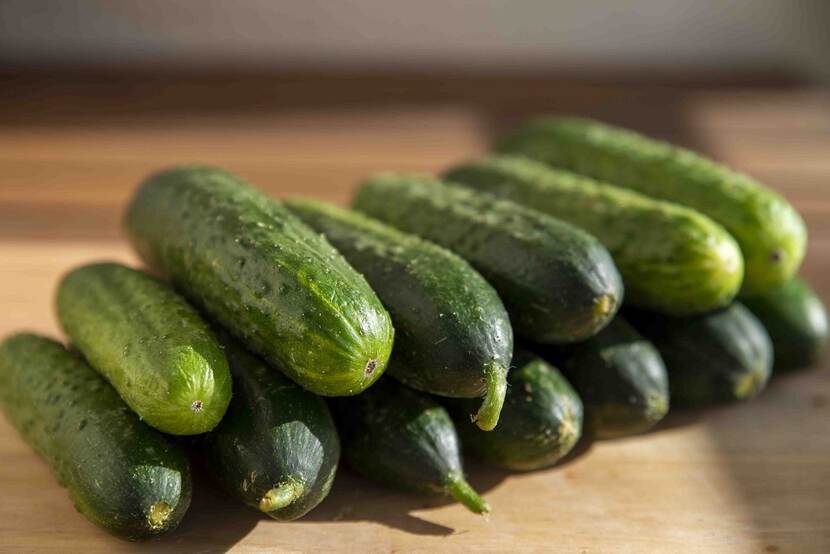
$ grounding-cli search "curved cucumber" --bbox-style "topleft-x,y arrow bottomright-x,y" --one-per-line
333,379 -> 489,514
628,304 -> 773,406
285,198 -> 512,431
0,334 -> 191,540
543,318 -> 669,439
124,165 -> 394,396
447,351 -> 582,471
201,333 -> 339,521
353,173 -> 623,344
445,155 -> 743,315
743,278 -> 828,371
56,262 -> 231,435
497,116 -> 807,294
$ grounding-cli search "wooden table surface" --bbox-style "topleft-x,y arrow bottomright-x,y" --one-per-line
0,71 -> 828,553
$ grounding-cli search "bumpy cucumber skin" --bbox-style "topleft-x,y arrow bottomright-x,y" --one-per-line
743,278 -> 828,371
543,318 -> 669,439
56,262 -> 231,435
497,116 -> 807,295
0,334 -> 191,540
285,198 -> 512,429
446,155 -> 743,316
628,304 -> 773,406
124,165 -> 394,397
447,352 -> 583,471
201,334 -> 339,521
353,174 -> 623,344
333,379 -> 489,513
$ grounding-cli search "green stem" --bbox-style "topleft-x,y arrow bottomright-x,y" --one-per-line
258,479 -> 304,513
472,361 -> 507,431
445,472 -> 490,514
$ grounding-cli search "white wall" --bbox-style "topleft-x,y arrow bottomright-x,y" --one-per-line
1,0 -> 827,77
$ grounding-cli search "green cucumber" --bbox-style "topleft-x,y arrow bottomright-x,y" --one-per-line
0,334 -> 191,540
353,174 -> 623,344
497,116 -> 807,294
743,278 -> 828,371
125,165 -> 394,396
285,198 -> 512,431
56,262 -> 231,435
201,333 -> 339,521
445,155 -> 743,315
333,379 -> 489,514
446,351 -> 582,471
541,318 -> 669,439
627,304 -> 773,406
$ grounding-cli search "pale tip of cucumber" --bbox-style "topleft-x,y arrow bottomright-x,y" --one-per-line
445,472 -> 490,514
557,407 -> 581,451
471,362 -> 508,431
147,501 -> 173,530
644,395 -> 669,424
190,400 -> 204,412
733,367 -> 768,400
593,294 -> 616,318
364,358 -> 378,376
259,479 -> 304,514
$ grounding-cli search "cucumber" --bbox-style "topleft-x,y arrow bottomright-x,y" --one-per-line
627,304 -> 773,406
497,116 -> 807,295
541,318 -> 669,439
353,174 -> 623,344
743,278 -> 828,371
285,198 -> 512,431
200,333 -> 339,521
445,155 -> 743,315
446,351 -> 582,471
0,333 -> 191,540
333,379 -> 489,514
56,262 -> 231,435
124,165 -> 394,396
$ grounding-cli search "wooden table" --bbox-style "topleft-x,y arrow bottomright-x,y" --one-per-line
0,71 -> 828,553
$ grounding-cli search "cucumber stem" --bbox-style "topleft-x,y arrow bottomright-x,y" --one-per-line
258,479 -> 304,513
445,472 -> 490,514
146,501 -> 172,530
472,361 -> 508,431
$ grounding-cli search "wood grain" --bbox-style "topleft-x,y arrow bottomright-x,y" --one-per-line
0,72 -> 828,553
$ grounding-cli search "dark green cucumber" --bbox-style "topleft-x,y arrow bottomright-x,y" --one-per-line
333,379 -> 489,514
743,277 -> 828,371
496,116 -> 806,295
541,318 -> 669,439
125,165 -> 394,396
285,198 -> 512,431
445,155 -> 743,315
446,351 -> 582,471
0,334 -> 191,540
56,262 -> 231,435
353,174 -> 623,344
627,304 -> 773,406
201,333 -> 339,521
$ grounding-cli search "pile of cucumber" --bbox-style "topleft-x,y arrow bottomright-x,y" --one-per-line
1,117 -> 826,541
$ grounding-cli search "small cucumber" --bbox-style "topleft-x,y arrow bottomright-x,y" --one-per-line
542,318 -> 669,439
285,198 -> 512,431
446,351 -> 582,471
201,333 -> 339,521
125,165 -> 394,396
445,155 -> 743,315
56,262 -> 231,435
628,304 -> 773,406
333,379 -> 489,514
743,278 -> 828,371
0,334 -> 191,540
353,173 -> 623,344
497,116 -> 807,294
